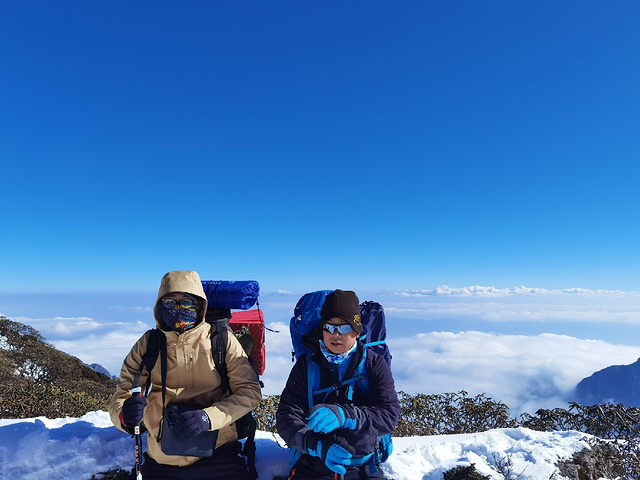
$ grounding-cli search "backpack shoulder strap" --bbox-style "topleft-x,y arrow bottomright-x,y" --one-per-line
211,324 -> 231,395
306,354 -> 315,410
290,354 -> 317,469
133,328 -> 164,396
310,345 -> 369,402
133,328 -> 167,442
354,346 -> 370,396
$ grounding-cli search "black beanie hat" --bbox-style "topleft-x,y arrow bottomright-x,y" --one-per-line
320,289 -> 363,334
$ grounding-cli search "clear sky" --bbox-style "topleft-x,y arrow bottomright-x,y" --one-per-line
2,1 -> 639,295
3,1 -> 640,414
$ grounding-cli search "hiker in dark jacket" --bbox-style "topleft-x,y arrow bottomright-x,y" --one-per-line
277,290 -> 400,480
108,270 -> 261,480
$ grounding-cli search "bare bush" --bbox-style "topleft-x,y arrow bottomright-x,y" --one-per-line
443,464 -> 491,480
394,390 -> 516,436
254,394 -> 279,433
0,316 -> 116,419
520,402 -> 640,438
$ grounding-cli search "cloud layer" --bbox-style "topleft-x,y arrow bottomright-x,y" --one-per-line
3,286 -> 640,416
392,285 -> 633,297
386,331 -> 640,415
262,325 -> 640,415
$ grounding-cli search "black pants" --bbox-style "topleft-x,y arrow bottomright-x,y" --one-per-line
289,455 -> 385,480
141,441 -> 251,480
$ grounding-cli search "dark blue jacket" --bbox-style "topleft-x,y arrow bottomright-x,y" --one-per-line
276,333 -> 400,479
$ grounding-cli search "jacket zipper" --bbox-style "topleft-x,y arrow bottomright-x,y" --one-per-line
189,352 -> 195,388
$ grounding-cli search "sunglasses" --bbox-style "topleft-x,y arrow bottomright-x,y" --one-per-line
161,297 -> 197,310
323,323 -> 353,335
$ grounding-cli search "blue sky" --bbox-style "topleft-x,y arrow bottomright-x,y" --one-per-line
2,0 -> 639,295
2,2 -> 640,411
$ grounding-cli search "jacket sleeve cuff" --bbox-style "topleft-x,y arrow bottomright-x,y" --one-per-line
342,404 -> 366,431
119,410 -> 128,428
118,411 -> 137,434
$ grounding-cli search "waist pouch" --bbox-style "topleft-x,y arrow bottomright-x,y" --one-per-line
160,413 -> 219,458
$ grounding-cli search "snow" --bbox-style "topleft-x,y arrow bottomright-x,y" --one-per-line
0,411 -> 592,480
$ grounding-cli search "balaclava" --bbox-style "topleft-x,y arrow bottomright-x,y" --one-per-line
159,296 -> 199,333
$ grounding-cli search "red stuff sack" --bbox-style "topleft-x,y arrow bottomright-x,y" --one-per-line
230,309 -> 265,375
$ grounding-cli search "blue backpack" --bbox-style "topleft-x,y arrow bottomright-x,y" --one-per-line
289,293 -> 392,365
290,290 -> 333,362
288,291 -> 394,471
359,301 -> 392,366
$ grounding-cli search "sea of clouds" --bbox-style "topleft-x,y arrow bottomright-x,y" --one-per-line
2,286 -> 640,415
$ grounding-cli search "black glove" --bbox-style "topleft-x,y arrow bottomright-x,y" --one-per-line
166,403 -> 211,439
121,394 -> 147,426
305,432 -> 355,474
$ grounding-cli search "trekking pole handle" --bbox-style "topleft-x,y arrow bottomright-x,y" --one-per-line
130,386 -> 143,425
130,386 -> 143,480
130,387 -> 143,425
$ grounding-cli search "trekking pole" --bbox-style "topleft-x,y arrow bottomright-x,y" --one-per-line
131,386 -> 143,480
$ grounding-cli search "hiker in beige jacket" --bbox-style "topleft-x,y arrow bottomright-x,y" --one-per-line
109,270 -> 261,479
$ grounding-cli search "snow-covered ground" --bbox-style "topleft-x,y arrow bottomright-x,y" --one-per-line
0,411 -> 592,480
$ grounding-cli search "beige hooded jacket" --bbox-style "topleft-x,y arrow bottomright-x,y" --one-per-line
108,270 -> 262,467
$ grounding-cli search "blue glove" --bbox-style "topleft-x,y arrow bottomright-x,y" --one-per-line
307,404 -> 345,433
307,404 -> 360,432
305,432 -> 355,474
121,394 -> 147,426
166,403 -> 211,439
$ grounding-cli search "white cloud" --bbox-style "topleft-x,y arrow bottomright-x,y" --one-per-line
276,290 -> 294,295
386,331 -> 640,415
53,324 -> 152,375
379,294 -> 640,325
109,305 -> 153,312
52,317 -> 102,335
392,285 -> 634,298
262,321 -> 296,395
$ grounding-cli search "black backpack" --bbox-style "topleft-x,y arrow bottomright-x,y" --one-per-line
133,320 -> 259,479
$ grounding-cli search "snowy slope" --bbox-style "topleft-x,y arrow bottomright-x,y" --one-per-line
0,411 -> 591,480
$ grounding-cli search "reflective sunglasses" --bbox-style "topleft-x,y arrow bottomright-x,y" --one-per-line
161,297 -> 197,310
323,323 -> 353,335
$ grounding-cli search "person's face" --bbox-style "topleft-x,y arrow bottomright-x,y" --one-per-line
322,318 -> 357,354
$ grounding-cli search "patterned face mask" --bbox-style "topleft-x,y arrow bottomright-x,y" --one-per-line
158,299 -> 199,333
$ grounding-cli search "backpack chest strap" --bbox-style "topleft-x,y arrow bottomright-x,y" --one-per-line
309,348 -> 368,404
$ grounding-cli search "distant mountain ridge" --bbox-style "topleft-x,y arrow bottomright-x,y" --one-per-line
574,357 -> 640,406
89,363 -> 116,378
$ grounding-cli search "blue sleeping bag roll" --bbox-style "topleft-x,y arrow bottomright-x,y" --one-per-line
201,280 -> 260,310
